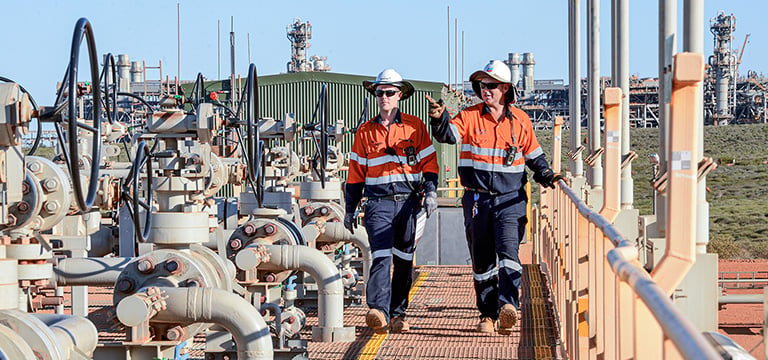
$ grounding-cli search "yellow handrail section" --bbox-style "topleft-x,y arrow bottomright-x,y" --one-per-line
535,53 -> 721,359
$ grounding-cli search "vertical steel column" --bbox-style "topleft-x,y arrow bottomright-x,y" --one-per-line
617,0 -> 632,208
569,0 -> 583,176
657,0 -> 677,235
684,0 -> 709,252
587,0 -> 602,188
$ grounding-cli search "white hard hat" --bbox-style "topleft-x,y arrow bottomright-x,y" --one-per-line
469,60 -> 517,103
363,69 -> 415,100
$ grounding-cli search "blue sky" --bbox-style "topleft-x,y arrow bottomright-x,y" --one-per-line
2,0 -> 764,106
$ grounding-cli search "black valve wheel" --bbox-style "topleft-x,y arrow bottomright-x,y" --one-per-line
244,63 -> 265,207
100,53 -> 117,124
63,18 -> 103,212
122,140 -> 153,242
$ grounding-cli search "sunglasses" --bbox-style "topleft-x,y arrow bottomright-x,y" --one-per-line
479,82 -> 503,90
375,89 -> 399,98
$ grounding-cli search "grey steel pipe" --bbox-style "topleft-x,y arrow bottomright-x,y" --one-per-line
52,257 -> 130,286
315,222 -> 371,291
718,294 -> 764,304
657,0 -> 677,235
684,0 -> 709,251
33,313 -> 99,358
617,0 -> 633,208
117,286 -> 273,360
587,0 -> 602,188
568,0 -> 583,177
259,244 -> 349,341
607,248 -> 722,359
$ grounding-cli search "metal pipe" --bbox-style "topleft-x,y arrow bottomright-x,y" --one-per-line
315,222 -> 371,292
259,245 -> 344,331
657,0 -> 676,235
684,0 -> 709,251
718,294 -> 764,304
587,0 -> 602,188
617,0 -> 633,208
260,302 -> 283,349
52,257 -> 130,286
606,248 -> 721,359
117,287 -> 273,360
568,0 -> 583,177
32,313 -> 98,358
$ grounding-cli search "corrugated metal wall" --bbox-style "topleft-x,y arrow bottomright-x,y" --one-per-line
190,72 -> 460,188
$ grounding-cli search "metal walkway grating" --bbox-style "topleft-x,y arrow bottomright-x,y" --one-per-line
307,264 -> 563,359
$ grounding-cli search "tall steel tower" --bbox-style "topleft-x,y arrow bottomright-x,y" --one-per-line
707,11 -> 737,125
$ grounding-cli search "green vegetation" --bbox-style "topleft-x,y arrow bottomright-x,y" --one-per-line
534,123 -> 768,259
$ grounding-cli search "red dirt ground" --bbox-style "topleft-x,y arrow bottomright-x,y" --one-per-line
718,259 -> 768,358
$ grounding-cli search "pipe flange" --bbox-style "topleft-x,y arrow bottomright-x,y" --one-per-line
113,248 -> 228,306
227,218 -> 303,284
25,156 -> 73,232
299,201 -> 344,227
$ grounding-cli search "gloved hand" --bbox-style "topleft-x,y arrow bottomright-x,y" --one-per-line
533,168 -> 565,189
423,191 -> 438,218
425,95 -> 445,119
343,212 -> 357,234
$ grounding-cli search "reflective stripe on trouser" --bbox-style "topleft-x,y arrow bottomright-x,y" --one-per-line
462,190 -> 527,319
364,195 -> 419,321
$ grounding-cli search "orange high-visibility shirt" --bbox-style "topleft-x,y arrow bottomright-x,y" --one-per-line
431,103 -> 550,194
348,110 -> 439,198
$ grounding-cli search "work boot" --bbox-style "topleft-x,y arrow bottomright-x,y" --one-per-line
366,309 -> 389,334
477,317 -> 495,333
390,317 -> 410,333
498,304 -> 518,335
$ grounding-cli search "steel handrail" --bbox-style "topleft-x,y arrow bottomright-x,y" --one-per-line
555,179 -> 721,359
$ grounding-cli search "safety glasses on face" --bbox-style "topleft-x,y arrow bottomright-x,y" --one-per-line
479,82 -> 503,90
375,89 -> 399,98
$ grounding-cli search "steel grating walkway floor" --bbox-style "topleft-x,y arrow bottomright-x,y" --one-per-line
305,264 -> 563,360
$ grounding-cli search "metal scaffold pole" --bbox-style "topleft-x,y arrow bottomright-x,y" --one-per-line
657,0 -> 677,235
617,0 -> 632,209
684,0 -> 709,252
587,0 -> 602,188
568,0 -> 583,177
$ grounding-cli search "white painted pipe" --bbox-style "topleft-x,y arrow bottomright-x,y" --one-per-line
316,222 -> 371,292
118,287 -> 273,360
33,313 -> 99,358
259,244 -> 346,335
52,257 -> 130,286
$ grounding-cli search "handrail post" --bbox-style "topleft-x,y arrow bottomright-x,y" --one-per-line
651,52 -> 703,294
553,116 -> 563,173
600,88 -> 622,223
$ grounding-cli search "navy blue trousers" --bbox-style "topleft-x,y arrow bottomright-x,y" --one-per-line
363,196 -> 419,321
462,190 -> 527,319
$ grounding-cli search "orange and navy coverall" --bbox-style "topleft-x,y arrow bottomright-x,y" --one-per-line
430,103 -> 553,319
345,109 -> 438,321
